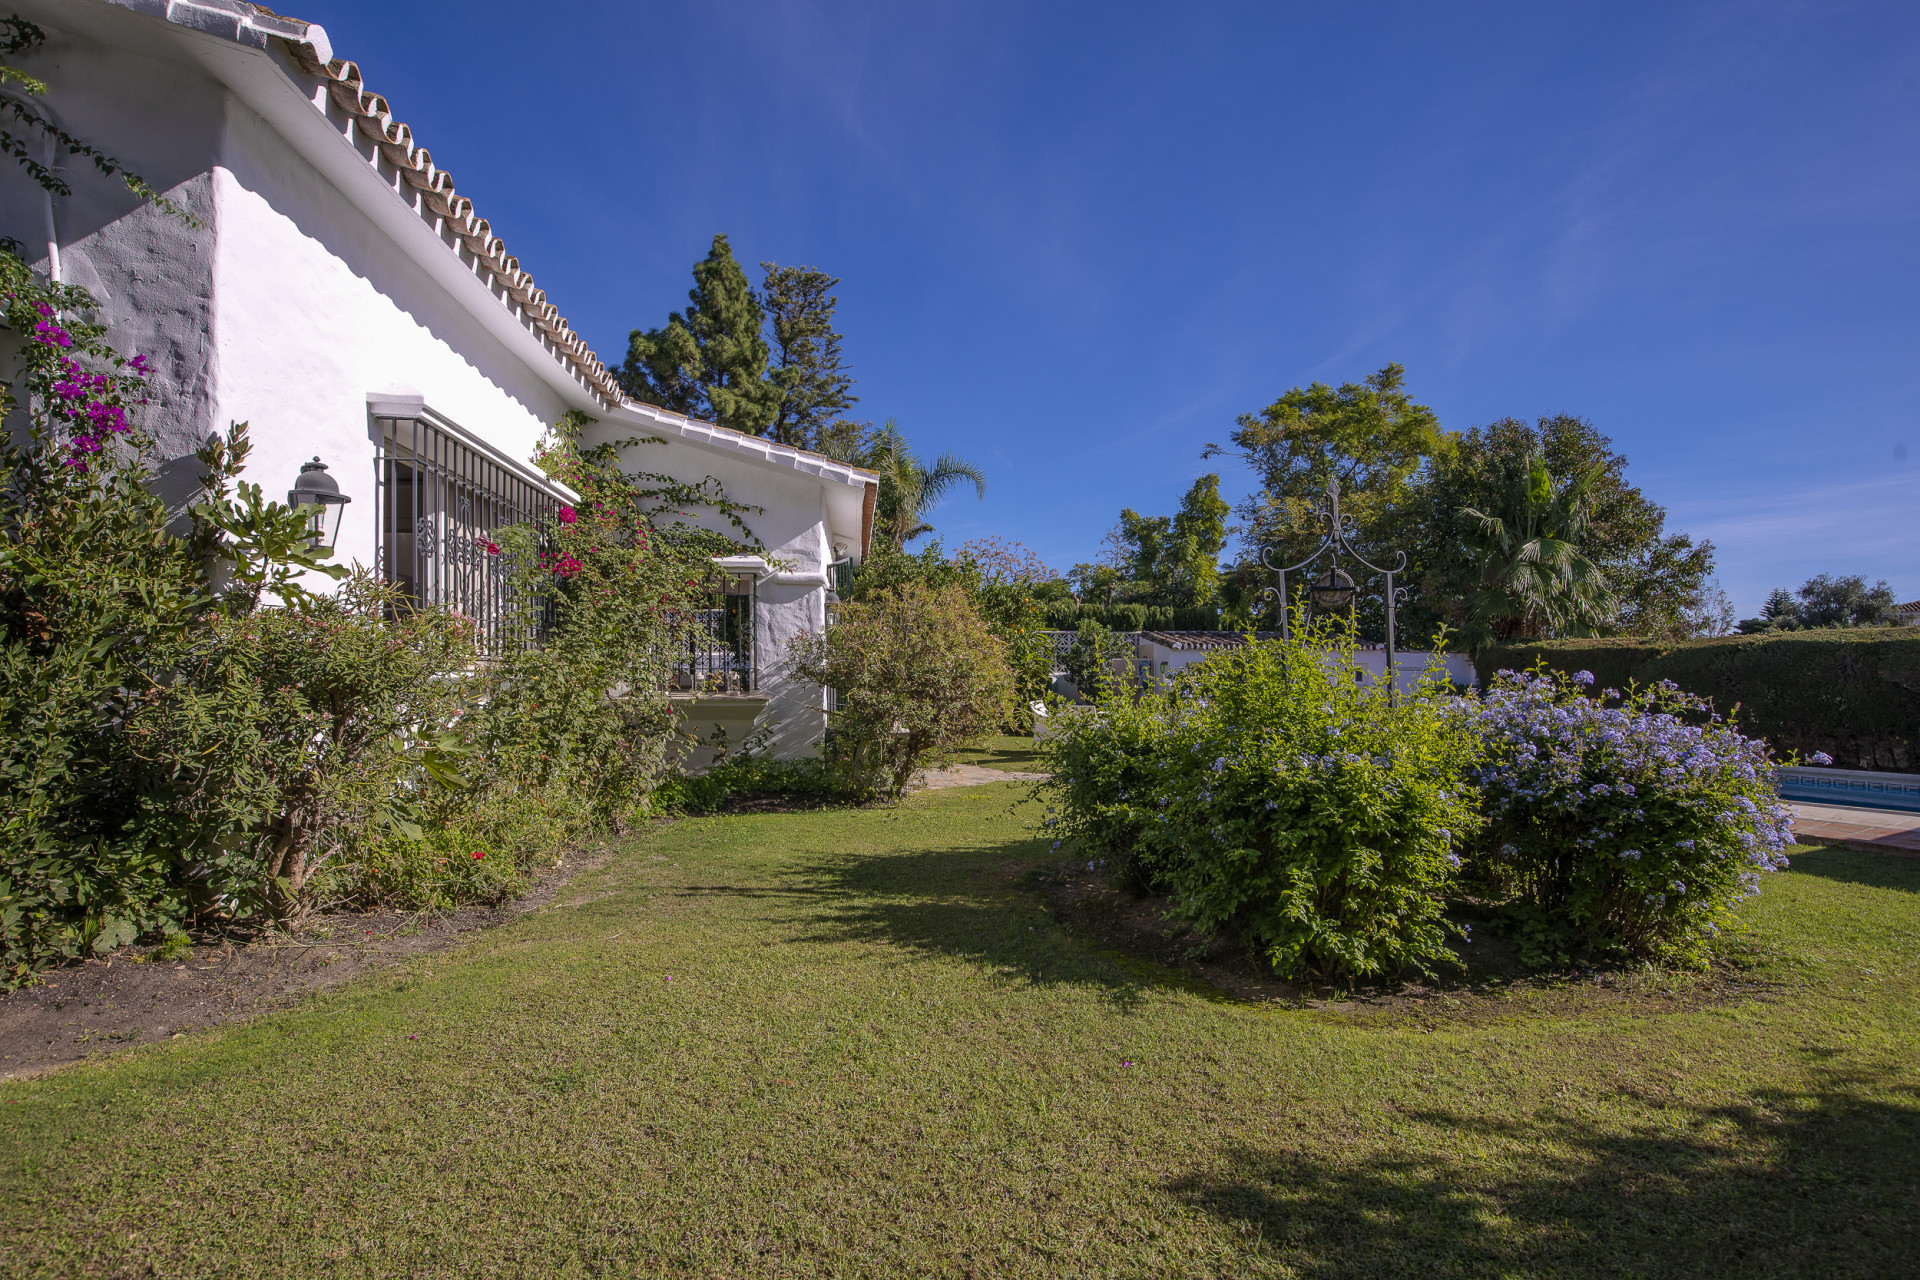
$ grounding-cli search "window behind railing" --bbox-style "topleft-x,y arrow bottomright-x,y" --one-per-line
373,410 -> 562,652
674,572 -> 756,693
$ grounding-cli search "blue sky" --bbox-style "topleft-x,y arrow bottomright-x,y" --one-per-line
311,0 -> 1918,615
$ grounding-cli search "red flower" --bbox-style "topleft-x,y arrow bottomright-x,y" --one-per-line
557,505 -> 578,524
471,850 -> 485,860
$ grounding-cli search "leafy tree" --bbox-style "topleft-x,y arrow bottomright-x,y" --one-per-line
1798,574 -> 1899,629
1737,587 -> 1804,633
954,537 -> 1057,588
761,262 -> 857,450
1741,574 -> 1900,632
619,235 -> 781,436
1456,451 -> 1616,649
952,538 -> 1072,730
1213,364 -> 1446,571
1397,415 -> 1715,643
788,581 -> 1014,797
1059,618 -> 1133,703
1069,475 -> 1232,611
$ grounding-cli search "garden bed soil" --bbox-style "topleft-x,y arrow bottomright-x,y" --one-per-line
0,846 -> 616,1080
1036,859 -> 1781,1023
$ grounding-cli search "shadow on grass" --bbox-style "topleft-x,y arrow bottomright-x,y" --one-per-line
1785,844 -> 1920,894
1171,1060 -> 1920,1278
685,833 -> 1175,1011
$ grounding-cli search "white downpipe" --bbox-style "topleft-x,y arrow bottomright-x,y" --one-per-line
40,128 -> 59,283
1,90 -> 64,283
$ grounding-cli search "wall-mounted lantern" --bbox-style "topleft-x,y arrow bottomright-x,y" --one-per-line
288,456 -> 352,551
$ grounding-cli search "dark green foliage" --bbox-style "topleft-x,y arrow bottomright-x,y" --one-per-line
1218,364 -> 1443,572
1480,630 -> 1920,770
1042,627 -> 1481,982
620,234 -> 781,435
1396,415 -> 1717,646
1073,475 -> 1232,611
761,262 -> 857,450
1738,574 -> 1900,633
1040,601 -> 1219,632
1452,450 -> 1615,649
788,581 -> 1015,797
1058,619 -> 1132,703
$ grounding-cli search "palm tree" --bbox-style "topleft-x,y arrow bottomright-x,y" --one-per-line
1457,452 -> 1616,650
853,420 -> 987,549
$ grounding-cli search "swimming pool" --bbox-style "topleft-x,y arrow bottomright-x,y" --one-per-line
1778,766 -> 1920,813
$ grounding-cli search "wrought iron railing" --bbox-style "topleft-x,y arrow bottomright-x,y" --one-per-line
372,408 -> 562,652
673,586 -> 756,693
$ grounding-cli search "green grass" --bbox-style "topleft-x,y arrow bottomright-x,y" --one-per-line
3,790 -> 1917,1278
943,732 -> 1046,772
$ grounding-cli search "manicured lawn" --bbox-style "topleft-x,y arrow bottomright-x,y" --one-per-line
944,732 -> 1046,772
2,784 -> 1917,1278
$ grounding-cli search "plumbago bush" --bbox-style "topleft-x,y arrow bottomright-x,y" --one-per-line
1466,668 -> 1794,965
1041,629 -> 1482,983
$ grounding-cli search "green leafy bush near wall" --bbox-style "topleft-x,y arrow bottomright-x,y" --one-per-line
1478,630 -> 1920,771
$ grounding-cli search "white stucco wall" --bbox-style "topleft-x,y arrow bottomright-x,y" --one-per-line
588,414 -> 842,757
210,100 -> 570,577
0,13 -> 224,503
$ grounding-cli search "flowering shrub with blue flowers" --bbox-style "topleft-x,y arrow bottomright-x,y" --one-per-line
1041,628 -> 1481,982
1466,668 -> 1793,965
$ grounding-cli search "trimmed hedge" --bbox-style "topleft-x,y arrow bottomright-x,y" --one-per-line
1040,602 -> 1220,633
1479,629 -> 1920,771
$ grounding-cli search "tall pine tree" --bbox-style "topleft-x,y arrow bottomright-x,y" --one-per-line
761,262 -> 857,450
619,235 -> 781,436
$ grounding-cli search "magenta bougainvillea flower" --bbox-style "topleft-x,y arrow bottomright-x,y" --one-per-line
557,505 -> 578,524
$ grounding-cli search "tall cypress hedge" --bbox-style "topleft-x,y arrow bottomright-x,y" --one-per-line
1478,629 -> 1920,771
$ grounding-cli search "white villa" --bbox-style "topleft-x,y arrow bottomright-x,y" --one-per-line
0,0 -> 876,762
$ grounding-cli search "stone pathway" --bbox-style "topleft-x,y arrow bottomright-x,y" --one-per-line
1791,802 -> 1920,857
910,764 -> 1049,791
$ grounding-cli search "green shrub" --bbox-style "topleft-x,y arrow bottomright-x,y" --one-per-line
0,255 -> 755,977
1041,628 -> 1481,983
1060,619 -> 1134,702
127,572 -> 478,919
1482,630 -> 1920,770
789,581 -> 1015,797
0,259 -> 346,972
1465,668 -> 1793,966
653,754 -> 865,813
339,827 -> 525,911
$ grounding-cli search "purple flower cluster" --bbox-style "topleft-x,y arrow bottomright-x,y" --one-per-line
20,304 -> 148,468
1469,669 -> 1793,954
31,302 -> 73,350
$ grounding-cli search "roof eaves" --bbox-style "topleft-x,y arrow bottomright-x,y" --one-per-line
612,400 -> 880,488
120,0 -> 626,407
